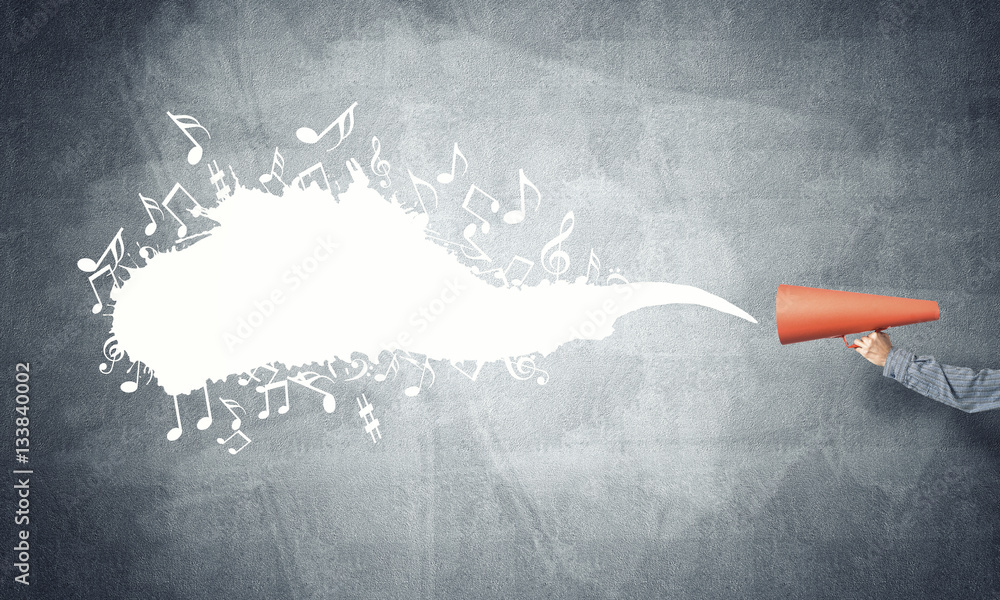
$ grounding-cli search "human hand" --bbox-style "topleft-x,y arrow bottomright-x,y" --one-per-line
854,331 -> 892,367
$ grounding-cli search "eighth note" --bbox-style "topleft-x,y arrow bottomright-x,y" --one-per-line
167,111 -> 211,165
217,430 -> 251,455
502,170 -> 542,225
296,101 -> 358,151
138,195 -> 164,236
404,357 -> 435,397
78,227 -> 125,314
258,147 -> 286,193
436,143 -> 468,184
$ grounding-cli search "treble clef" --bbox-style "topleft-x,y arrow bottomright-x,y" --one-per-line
370,136 -> 391,188
540,211 -> 574,281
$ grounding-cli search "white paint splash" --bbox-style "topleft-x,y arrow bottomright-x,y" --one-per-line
110,161 -> 756,396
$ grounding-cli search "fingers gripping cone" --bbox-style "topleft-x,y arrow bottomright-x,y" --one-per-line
776,284 -> 939,345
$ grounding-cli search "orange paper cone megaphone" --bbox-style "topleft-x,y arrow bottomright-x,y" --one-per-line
776,284 -> 939,346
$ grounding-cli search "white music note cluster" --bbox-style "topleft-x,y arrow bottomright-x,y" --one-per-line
80,105 -> 642,459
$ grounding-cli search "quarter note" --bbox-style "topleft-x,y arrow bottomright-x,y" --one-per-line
167,111 -> 211,165
436,143 -> 468,184
503,169 -> 541,225
138,195 -> 164,236
78,228 -> 125,314
167,395 -> 183,441
217,430 -> 251,455
196,383 -> 214,431
295,101 -> 358,150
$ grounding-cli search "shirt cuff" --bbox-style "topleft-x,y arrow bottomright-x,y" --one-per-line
883,347 -> 914,381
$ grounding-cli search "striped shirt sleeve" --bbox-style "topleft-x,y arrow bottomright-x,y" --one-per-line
882,347 -> 1000,413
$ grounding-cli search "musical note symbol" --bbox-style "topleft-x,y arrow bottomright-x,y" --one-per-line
257,379 -> 290,419
289,372 -> 336,413
504,256 -> 534,287
99,335 -> 124,375
167,395 -> 184,441
238,368 -> 261,386
121,360 -> 143,393
450,360 -> 485,381
462,223 -> 492,262
462,185 -> 499,234
404,357 -> 435,397
217,430 -> 252,455
344,357 -> 369,381
374,352 -> 400,383
357,394 -> 382,443
475,266 -> 508,287
160,183 -> 207,239
207,160 -> 231,201
136,242 -> 159,262
138,195 -> 164,236
291,162 -> 331,193
436,143 -> 468,184
258,147 -> 286,193
219,398 -> 246,431
295,101 -> 358,150
504,355 -> 549,385
78,228 -> 125,313
407,169 -> 439,214
167,111 -> 211,165
196,383 -> 214,431
503,170 -> 541,225
540,211 -> 574,281
577,249 -> 600,284
370,136 -> 391,188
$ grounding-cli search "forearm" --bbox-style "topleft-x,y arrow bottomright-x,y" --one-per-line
883,348 -> 1000,412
